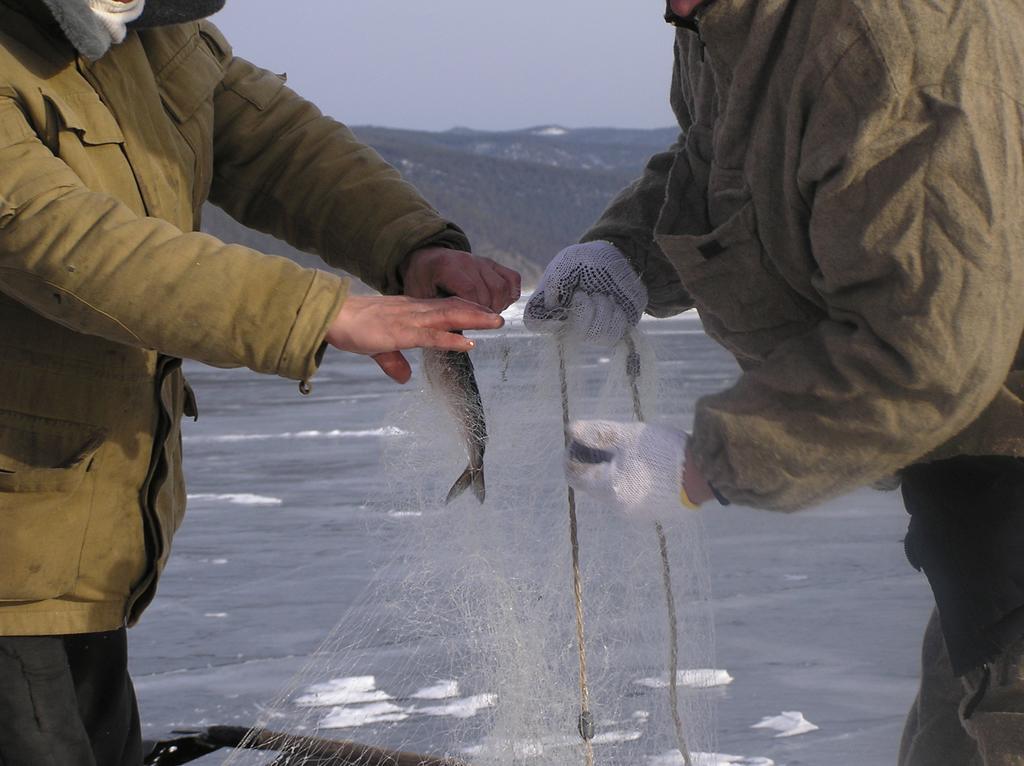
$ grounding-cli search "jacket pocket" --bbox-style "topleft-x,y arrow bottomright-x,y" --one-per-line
44,91 -> 126,148
657,199 -> 812,339
0,410 -> 106,602
38,90 -> 134,197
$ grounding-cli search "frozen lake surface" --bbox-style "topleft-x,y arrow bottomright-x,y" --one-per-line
130,308 -> 934,766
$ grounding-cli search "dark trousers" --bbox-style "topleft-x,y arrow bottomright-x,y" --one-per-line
0,629 -> 142,766
902,456 -> 1024,675
899,456 -> 1024,765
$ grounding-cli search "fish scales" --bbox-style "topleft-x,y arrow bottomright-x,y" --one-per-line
423,348 -> 487,504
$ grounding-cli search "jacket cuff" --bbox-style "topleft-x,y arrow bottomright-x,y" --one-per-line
413,223 -> 472,256
373,215 -> 471,296
689,401 -> 805,512
389,223 -> 474,295
275,270 -> 348,382
580,233 -> 642,272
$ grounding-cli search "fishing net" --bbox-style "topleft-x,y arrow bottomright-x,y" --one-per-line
222,316 -> 719,766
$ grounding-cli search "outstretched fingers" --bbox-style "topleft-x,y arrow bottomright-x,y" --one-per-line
406,298 -> 503,352
325,294 -> 505,374
373,351 -> 413,384
431,297 -> 505,331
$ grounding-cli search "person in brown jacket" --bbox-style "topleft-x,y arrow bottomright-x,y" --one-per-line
529,1 -> 1024,764
0,0 -> 519,763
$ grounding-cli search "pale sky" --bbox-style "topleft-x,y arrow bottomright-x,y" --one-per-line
210,1 -> 678,132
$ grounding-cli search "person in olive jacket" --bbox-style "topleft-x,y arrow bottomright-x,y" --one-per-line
0,0 -> 519,763
529,1 -> 1024,764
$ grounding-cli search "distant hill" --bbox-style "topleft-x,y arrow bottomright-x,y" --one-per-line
201,125 -> 678,289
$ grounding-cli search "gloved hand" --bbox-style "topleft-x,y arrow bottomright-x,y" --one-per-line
524,242 -> 648,347
564,420 -> 700,519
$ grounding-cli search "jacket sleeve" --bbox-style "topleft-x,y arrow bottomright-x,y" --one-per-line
0,88 -> 346,382
199,22 -> 470,296
580,30 -> 694,317
690,75 -> 1024,510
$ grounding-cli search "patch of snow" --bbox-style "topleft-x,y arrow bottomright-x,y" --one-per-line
187,493 -> 282,506
591,729 -> 643,745
183,427 -> 405,444
319,701 -> 408,729
462,727 -> 640,759
502,295 -> 528,326
418,693 -> 496,719
650,753 -> 774,766
635,669 -> 734,689
532,126 -> 569,136
412,680 -> 459,699
751,711 -> 820,738
295,676 -> 391,707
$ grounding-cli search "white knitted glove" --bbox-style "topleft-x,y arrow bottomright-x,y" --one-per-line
564,420 -> 691,519
524,242 -> 648,347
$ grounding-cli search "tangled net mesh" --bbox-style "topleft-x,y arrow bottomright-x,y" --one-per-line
224,323 -> 717,766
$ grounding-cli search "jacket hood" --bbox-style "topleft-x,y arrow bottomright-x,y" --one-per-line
664,0 -> 716,31
129,0 -> 224,28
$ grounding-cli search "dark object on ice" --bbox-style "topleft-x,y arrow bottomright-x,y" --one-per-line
144,725 -> 468,765
423,347 -> 487,504
577,709 -> 596,740
902,454 -> 1024,676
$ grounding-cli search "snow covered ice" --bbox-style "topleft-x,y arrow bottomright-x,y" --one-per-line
130,298 -> 934,766
751,711 -> 820,738
650,753 -> 775,766
635,669 -> 735,690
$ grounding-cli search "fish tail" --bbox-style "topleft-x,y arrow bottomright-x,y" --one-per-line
471,466 -> 486,503
445,465 -> 486,505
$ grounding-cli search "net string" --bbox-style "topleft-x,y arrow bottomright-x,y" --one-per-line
625,331 -> 695,766
557,340 -> 596,766
221,329 -> 716,766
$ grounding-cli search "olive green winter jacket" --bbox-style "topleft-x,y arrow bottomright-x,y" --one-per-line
0,1 -> 468,634
586,0 -> 1024,510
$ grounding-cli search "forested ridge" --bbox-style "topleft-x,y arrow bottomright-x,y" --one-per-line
203,124 -> 677,290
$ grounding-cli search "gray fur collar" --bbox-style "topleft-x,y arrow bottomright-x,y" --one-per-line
38,0 -> 227,59
39,0 -> 116,60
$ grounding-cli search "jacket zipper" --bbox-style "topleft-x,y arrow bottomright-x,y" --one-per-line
124,355 -> 178,623
693,3 -> 709,61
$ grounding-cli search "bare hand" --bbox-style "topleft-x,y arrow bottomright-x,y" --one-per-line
325,295 -> 503,384
683,444 -> 715,506
400,247 -> 522,313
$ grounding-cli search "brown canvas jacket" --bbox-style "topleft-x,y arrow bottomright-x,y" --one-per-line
585,0 -> 1024,510
0,2 -> 469,634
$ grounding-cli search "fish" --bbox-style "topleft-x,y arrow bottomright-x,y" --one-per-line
423,347 -> 487,504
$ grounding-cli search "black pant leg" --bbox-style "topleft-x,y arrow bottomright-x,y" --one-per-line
0,635 -> 96,766
902,456 -> 1024,676
64,629 -> 143,766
